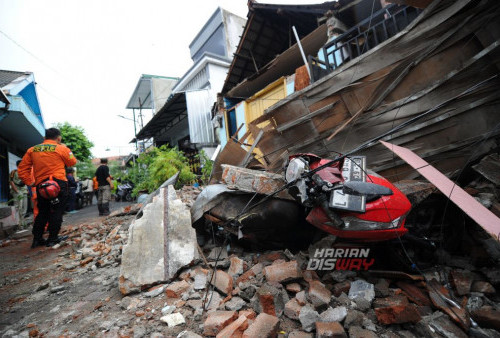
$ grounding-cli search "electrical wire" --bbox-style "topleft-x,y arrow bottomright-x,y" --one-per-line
0,29 -> 63,77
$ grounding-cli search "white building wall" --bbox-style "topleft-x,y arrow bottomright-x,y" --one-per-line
207,63 -> 229,96
222,10 -> 247,58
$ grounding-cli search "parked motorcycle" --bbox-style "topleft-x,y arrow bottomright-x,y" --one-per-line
192,153 -> 412,249
284,153 -> 411,242
115,181 -> 134,202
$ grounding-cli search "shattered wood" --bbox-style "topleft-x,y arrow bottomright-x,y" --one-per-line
213,0 -> 500,183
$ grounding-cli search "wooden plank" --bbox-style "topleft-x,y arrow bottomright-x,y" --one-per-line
276,100 -> 340,132
241,129 -> 264,167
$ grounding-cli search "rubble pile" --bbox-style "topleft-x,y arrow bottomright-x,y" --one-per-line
1,157 -> 500,337
54,212 -> 137,272
467,153 -> 500,218
104,239 -> 498,337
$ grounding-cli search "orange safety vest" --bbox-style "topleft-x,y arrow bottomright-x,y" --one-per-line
18,139 -> 77,185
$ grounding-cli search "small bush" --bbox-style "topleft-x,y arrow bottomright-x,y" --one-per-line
196,149 -> 213,185
125,146 -> 196,195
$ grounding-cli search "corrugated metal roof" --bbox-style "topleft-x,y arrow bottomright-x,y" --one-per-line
135,92 -> 187,140
126,74 -> 179,110
0,70 -> 27,88
221,1 -> 336,95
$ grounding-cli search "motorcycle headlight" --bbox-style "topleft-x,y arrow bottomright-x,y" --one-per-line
342,213 -> 407,231
286,158 -> 306,183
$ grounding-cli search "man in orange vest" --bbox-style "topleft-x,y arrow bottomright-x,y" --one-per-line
18,128 -> 77,248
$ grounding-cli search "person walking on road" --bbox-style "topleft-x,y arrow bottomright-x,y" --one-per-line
18,128 -> 77,248
66,167 -> 78,213
95,158 -> 112,216
81,176 -> 94,206
9,160 -> 28,226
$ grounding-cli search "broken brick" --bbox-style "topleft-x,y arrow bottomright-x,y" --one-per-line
256,283 -> 289,317
284,298 -> 303,320
332,281 -> 351,297
216,315 -> 249,338
308,280 -> 332,308
255,251 -> 287,264
239,309 -> 257,320
242,313 -> 280,338
396,281 -> 432,306
210,270 -> 233,296
427,279 -> 470,330
28,329 -> 39,337
471,281 -> 496,294
228,256 -> 247,277
236,263 -> 263,286
119,276 -> 140,295
375,303 -> 421,325
203,311 -> 239,336
296,290 -> 307,306
166,280 -> 190,298
449,270 -> 473,296
373,295 -> 408,309
315,321 -> 347,338
286,282 -> 302,293
80,257 -> 93,266
302,270 -> 320,282
263,260 -> 302,283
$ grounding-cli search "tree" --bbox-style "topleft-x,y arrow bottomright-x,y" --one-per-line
54,122 -> 94,161
75,159 -> 96,179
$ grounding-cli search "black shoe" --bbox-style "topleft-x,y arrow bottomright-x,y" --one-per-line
46,236 -> 68,247
31,238 -> 47,248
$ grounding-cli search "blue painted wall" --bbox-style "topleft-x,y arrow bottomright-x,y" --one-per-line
286,80 -> 295,96
219,115 -> 228,148
235,103 -> 246,140
18,82 -> 44,126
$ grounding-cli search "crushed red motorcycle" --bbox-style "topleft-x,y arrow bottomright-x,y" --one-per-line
191,153 -> 412,249
285,154 -> 412,242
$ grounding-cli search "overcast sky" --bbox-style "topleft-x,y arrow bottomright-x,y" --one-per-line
0,0 -> 323,158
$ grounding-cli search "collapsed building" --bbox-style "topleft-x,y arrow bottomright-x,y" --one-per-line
214,0 -> 500,181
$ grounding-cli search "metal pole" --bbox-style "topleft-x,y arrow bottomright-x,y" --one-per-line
292,26 -> 311,79
138,97 -> 144,129
138,98 -> 145,153
132,109 -> 138,153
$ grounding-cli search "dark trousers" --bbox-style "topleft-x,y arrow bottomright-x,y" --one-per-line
32,180 -> 68,241
67,187 -> 76,211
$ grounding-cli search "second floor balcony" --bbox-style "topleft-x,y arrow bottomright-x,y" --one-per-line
309,4 -> 422,82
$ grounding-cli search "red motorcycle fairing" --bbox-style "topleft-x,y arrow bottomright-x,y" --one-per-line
295,154 -> 412,242
306,175 -> 411,242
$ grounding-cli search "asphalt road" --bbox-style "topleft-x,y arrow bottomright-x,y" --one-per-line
62,197 -> 132,225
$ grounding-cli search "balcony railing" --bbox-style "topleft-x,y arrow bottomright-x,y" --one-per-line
309,4 -> 421,82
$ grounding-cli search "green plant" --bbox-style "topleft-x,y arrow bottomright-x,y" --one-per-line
196,149 -> 213,185
75,159 -> 96,179
54,122 -> 94,161
125,146 -> 196,195
108,159 -> 125,179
